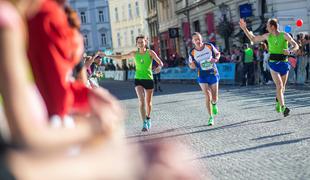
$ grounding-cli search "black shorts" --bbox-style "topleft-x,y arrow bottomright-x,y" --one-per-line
134,79 -> 154,89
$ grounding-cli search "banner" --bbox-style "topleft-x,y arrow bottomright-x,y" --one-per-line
128,63 -> 236,81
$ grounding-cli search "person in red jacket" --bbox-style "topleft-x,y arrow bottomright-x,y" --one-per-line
27,0 -> 86,119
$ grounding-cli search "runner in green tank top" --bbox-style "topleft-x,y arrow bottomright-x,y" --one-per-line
240,18 -> 299,117
103,35 -> 163,131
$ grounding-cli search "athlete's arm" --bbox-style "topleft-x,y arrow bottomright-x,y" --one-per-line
239,19 -> 268,43
187,54 -> 196,69
101,51 -> 135,61
149,50 -> 163,67
284,32 -> 299,55
210,44 -> 220,63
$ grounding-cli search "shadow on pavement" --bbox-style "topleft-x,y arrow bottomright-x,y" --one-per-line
250,132 -> 293,141
100,80 -> 201,100
196,137 -> 310,159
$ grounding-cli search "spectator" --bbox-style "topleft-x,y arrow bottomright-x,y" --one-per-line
241,43 -> 255,86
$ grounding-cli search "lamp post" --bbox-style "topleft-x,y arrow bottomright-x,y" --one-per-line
183,0 -> 191,58
219,3 -> 230,52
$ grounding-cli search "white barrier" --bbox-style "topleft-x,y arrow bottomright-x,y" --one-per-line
103,71 -> 126,81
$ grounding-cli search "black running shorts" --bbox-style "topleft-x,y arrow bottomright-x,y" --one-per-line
134,79 -> 154,89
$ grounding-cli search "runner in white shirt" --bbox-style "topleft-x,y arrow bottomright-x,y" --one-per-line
188,32 -> 221,126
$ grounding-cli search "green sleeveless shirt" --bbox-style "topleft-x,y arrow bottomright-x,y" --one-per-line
268,32 -> 288,62
244,48 -> 254,63
134,50 -> 153,80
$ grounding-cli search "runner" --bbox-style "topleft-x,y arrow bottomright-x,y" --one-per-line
102,35 -> 163,131
188,32 -> 221,126
239,18 -> 299,117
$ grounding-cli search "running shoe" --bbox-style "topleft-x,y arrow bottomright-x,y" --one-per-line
146,118 -> 152,129
282,106 -> 290,117
142,120 -> 148,132
276,98 -> 281,113
208,116 -> 214,126
212,103 -> 218,115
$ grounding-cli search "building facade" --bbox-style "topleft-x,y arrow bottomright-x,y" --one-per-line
174,0 -> 309,57
146,0 -> 160,55
265,0 -> 310,35
108,0 -> 149,54
69,0 -> 113,53
157,0 -> 180,61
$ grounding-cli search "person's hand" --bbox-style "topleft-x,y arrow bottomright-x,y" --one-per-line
210,58 -> 218,63
283,49 -> 290,55
189,61 -> 196,69
154,66 -> 162,74
239,19 -> 247,30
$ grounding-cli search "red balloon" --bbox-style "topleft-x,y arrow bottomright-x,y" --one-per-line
296,19 -> 303,27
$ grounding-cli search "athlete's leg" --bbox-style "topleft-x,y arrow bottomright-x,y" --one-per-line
210,82 -> 218,103
199,83 -> 212,116
135,86 -> 146,121
210,82 -> 219,115
281,72 -> 290,116
145,89 -> 154,118
270,70 -> 285,107
281,72 -> 289,95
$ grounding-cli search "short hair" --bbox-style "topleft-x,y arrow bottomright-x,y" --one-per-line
191,32 -> 202,38
268,18 -> 278,29
136,35 -> 146,43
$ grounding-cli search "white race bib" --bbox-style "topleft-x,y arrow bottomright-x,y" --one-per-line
200,59 -> 213,70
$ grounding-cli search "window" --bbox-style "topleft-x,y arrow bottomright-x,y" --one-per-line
124,31 -> 127,46
99,10 -> 104,22
84,34 -> 89,48
128,4 -> 132,19
115,7 -> 119,21
138,28 -> 141,35
101,33 -> 107,46
193,20 -> 200,33
80,12 -> 86,24
135,1 -> 140,17
122,6 -> 126,20
117,33 -> 121,47
131,30 -> 135,45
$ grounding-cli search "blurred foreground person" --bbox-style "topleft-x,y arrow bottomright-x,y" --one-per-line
0,0 -> 201,179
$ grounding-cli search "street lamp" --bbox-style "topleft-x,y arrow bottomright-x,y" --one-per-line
219,3 -> 229,20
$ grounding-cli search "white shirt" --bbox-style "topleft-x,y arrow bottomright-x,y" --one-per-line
188,43 -> 219,70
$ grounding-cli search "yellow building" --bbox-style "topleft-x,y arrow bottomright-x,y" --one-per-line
109,0 -> 149,55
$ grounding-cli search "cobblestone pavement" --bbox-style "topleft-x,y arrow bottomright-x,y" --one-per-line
101,80 -> 310,180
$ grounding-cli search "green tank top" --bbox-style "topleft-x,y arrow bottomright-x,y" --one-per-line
134,50 -> 153,80
268,32 -> 288,61
244,48 -> 254,63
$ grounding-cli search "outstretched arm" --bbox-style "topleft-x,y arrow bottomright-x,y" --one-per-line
239,19 -> 268,43
101,51 -> 135,61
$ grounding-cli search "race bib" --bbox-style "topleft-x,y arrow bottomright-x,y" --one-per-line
200,59 -> 213,70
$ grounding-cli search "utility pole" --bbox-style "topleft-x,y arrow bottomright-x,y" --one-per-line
184,0 -> 191,57
155,0 -> 162,59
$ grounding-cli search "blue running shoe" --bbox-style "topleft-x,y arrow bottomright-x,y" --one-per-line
146,118 -> 152,129
142,120 -> 148,132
